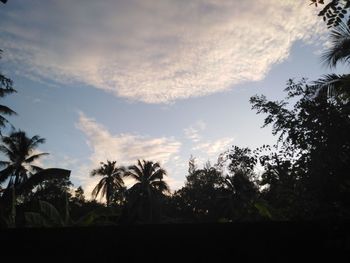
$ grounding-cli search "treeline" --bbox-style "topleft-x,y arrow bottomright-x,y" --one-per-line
0,0 -> 349,227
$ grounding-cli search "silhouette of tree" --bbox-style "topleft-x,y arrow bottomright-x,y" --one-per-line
28,176 -> 73,213
0,130 -> 48,189
124,160 -> 169,223
0,52 -> 16,132
0,168 -> 71,227
311,0 -> 350,27
256,144 -> 306,219
172,160 -> 224,222
91,160 -> 125,207
74,186 -> 85,204
250,78 -> 350,219
217,146 -> 262,221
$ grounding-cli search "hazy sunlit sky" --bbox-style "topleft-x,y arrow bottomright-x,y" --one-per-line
0,0 -> 343,195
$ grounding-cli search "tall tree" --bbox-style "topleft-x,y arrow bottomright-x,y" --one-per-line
172,160 -> 224,222
250,78 -> 350,219
125,160 -> 169,223
74,186 -> 85,203
91,161 -> 125,207
218,146 -> 262,221
0,130 -> 47,189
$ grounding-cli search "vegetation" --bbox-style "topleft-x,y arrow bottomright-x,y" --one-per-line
91,161 -> 125,207
0,1 -> 349,227
0,51 -> 16,132
311,0 -> 350,27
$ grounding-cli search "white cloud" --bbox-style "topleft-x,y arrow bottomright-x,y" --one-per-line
0,0 -> 324,103
76,112 -> 181,166
184,120 -> 206,143
183,121 -> 234,166
75,112 -> 182,194
193,137 -> 234,157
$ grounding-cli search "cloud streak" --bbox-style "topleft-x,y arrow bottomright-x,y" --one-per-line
76,112 -> 181,166
0,0 -> 323,103
193,137 -> 234,157
184,121 -> 206,143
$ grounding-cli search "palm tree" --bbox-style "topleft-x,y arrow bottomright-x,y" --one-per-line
313,20 -> 350,100
322,20 -> 350,68
125,160 -> 169,223
0,130 -> 48,189
91,160 -> 125,207
0,51 -> 17,132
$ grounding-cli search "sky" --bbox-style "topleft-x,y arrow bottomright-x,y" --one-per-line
0,0 -> 343,197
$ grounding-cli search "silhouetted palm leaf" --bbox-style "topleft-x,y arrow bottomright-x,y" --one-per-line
24,152 -> 49,163
0,52 -> 17,130
16,168 -> 71,196
0,165 -> 13,184
322,20 -> 350,67
311,73 -> 350,99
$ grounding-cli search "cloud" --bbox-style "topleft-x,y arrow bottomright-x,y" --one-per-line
76,112 -> 181,165
75,112 -> 182,194
183,121 -> 234,166
193,137 -> 234,157
184,121 -> 206,143
0,0 -> 324,103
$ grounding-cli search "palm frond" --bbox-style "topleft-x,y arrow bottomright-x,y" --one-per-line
24,152 -> 49,163
0,115 -> 9,129
0,165 -> 13,184
149,167 -> 167,181
16,168 -> 71,195
29,165 -> 44,173
322,21 -> 350,67
0,86 -> 16,97
151,180 -> 170,194
28,135 -> 46,149
90,167 -> 102,177
0,105 -> 16,116
91,178 -> 107,200
126,165 -> 143,180
0,160 -> 10,167
311,73 -> 350,98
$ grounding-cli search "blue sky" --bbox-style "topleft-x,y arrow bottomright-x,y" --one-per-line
0,0 -> 342,195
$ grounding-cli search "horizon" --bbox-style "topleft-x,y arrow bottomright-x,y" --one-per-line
0,0 -> 345,197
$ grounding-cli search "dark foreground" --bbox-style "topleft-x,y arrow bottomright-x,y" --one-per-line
1,221 -> 349,260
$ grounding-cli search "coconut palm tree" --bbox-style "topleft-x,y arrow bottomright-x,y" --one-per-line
0,51 -> 16,132
91,160 -> 125,207
125,160 -> 169,223
127,160 -> 169,196
313,20 -> 350,100
0,130 -> 48,189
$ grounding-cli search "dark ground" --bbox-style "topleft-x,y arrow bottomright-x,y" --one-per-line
1,221 -> 349,261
